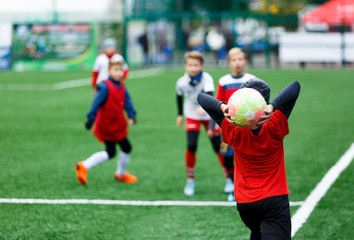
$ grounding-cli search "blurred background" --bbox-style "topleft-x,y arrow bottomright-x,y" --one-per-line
0,0 -> 353,71
1,2 -> 353,239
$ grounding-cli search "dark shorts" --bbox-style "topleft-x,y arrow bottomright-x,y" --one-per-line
237,195 -> 291,240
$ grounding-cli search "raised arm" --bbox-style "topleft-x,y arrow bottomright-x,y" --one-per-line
197,93 -> 225,127
270,81 -> 300,119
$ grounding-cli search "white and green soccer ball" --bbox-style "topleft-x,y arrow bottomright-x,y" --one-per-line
227,88 -> 267,128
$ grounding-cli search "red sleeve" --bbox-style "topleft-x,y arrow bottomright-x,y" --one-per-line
122,69 -> 129,80
215,83 -> 224,101
91,70 -> 99,87
267,110 -> 289,141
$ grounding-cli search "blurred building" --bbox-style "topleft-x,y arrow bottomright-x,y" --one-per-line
0,0 -> 123,23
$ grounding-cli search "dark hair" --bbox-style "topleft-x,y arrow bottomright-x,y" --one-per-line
241,78 -> 270,104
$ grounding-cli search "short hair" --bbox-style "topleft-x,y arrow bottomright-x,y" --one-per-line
241,78 -> 270,104
228,47 -> 247,60
184,51 -> 204,65
108,59 -> 124,69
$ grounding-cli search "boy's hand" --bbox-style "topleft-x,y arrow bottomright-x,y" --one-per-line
220,104 -> 236,125
207,129 -> 214,138
85,121 -> 93,130
176,115 -> 183,127
195,107 -> 206,115
92,87 -> 97,95
128,119 -> 136,125
256,104 -> 274,127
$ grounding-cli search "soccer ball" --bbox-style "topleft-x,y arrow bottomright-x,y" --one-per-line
227,88 -> 267,128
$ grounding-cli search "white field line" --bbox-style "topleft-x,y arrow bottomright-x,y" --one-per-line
128,68 -> 164,79
291,143 -> 354,238
0,198 -> 303,207
0,68 -> 164,91
0,83 -> 52,91
52,78 -> 90,90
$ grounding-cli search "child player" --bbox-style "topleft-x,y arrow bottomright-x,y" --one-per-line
198,79 -> 300,240
75,57 -> 137,185
214,47 -> 258,201
91,38 -> 129,90
176,51 -> 228,196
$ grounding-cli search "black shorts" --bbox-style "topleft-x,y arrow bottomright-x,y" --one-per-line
237,195 -> 291,240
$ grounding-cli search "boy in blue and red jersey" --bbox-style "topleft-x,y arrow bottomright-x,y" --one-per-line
214,47 -> 259,201
215,48 -> 256,102
75,57 -> 137,185
198,79 -> 300,240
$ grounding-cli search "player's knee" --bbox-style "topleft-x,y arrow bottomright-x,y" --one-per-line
210,136 -> 221,152
187,144 -> 197,152
118,138 -> 132,153
211,140 -> 220,152
121,144 -> 132,154
106,147 -> 116,158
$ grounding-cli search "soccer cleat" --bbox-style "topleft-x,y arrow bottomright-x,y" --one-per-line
227,192 -> 235,202
184,178 -> 195,196
75,161 -> 88,185
114,172 -> 137,184
224,178 -> 234,193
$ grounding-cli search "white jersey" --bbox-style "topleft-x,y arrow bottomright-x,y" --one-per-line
176,72 -> 215,120
93,53 -> 128,84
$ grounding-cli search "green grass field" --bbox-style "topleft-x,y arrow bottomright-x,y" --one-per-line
0,68 -> 353,240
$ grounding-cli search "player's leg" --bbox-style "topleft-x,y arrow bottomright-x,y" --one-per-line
210,134 -> 228,176
222,150 -> 234,181
220,142 -> 235,200
75,141 -> 114,185
262,235 -> 286,240
260,195 -> 291,240
203,121 -> 233,193
203,120 -> 228,176
84,141 -> 114,168
183,118 -> 201,196
114,138 -> 137,183
237,202 -> 262,240
184,129 -> 199,196
186,130 -> 199,178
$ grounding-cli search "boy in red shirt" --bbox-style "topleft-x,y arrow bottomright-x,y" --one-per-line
76,59 -> 137,185
198,79 -> 300,240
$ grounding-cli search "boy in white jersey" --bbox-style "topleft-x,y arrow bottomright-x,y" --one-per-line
215,47 -> 258,201
176,51 -> 228,196
91,38 -> 129,90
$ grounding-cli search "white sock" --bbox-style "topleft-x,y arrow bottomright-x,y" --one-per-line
116,151 -> 130,177
83,151 -> 109,170
187,178 -> 195,186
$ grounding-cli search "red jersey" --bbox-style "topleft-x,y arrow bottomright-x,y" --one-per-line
93,80 -> 128,142
221,110 -> 290,203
